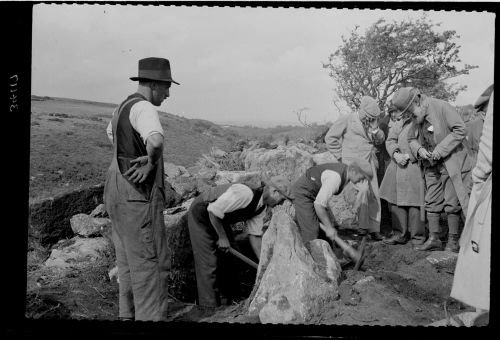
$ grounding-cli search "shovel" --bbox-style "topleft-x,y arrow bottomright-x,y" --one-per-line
228,247 -> 258,269
332,234 -> 368,271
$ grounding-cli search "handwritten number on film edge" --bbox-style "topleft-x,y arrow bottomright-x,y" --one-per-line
10,74 -> 18,112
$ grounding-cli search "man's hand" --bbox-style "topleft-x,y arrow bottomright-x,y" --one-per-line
394,152 -> 409,166
354,178 -> 369,192
418,147 -> 432,160
124,156 -> 154,184
217,237 -> 230,253
431,150 -> 441,161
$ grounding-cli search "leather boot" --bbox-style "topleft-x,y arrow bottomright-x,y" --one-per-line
445,233 -> 460,253
445,213 -> 461,253
415,234 -> 442,251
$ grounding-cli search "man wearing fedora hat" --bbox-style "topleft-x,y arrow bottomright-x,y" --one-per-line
291,159 -> 375,247
104,57 -> 179,321
324,96 -> 386,241
187,175 -> 293,308
391,87 -> 473,252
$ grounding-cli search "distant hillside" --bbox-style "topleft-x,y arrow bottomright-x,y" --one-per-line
30,96 -> 239,201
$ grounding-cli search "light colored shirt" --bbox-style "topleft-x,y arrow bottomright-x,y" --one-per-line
314,170 -> 342,207
106,100 -> 164,144
207,183 -> 266,236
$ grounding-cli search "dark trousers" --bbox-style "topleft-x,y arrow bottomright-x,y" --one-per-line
187,196 -> 240,307
389,203 -> 425,241
292,175 -> 322,244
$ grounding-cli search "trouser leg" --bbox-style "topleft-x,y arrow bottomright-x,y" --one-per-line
112,226 -> 135,319
390,203 -> 408,236
424,165 -> 445,214
292,178 -> 321,244
217,227 -> 241,302
187,200 -> 220,307
427,212 -> 441,236
408,206 -> 425,241
122,190 -> 169,321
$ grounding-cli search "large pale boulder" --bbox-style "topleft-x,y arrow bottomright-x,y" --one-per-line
247,208 -> 340,324
44,237 -> 112,269
242,145 -> 315,182
169,176 -> 199,201
70,213 -> 111,237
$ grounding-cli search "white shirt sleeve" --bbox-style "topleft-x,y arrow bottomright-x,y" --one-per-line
314,170 -> 342,207
207,184 -> 254,219
106,108 -> 117,144
129,101 -> 164,143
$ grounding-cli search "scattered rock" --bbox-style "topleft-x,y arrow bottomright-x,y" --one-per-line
169,176 -> 199,201
29,183 -> 105,246
427,311 -> 488,327
242,145 -> 315,182
328,182 -> 359,229
108,266 -> 119,283
210,147 -> 227,158
248,210 -> 340,323
425,251 -> 458,268
44,237 -> 112,269
164,162 -> 190,179
90,204 -> 108,218
214,170 -> 261,187
70,213 -> 111,237
353,276 -> 375,291
338,282 -> 361,306
312,152 -> 338,165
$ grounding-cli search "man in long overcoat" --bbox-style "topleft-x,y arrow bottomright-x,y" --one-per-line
465,84 -> 494,163
104,57 -> 179,321
451,90 -> 493,319
379,105 -> 425,246
324,96 -> 385,240
392,87 -> 473,252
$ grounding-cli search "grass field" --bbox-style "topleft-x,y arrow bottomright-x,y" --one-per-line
30,96 -> 235,202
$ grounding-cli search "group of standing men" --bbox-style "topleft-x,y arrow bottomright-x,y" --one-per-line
103,57 -> 492,322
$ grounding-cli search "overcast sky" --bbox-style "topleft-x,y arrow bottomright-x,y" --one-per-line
32,5 -> 495,126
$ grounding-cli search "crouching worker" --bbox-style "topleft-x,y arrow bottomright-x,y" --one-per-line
187,176 -> 293,307
291,159 -> 375,248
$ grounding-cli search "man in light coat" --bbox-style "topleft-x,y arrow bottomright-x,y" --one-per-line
392,87 -> 473,252
324,96 -> 385,240
450,90 -> 493,322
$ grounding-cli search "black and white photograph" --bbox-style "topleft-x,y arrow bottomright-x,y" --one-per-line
19,1 -> 495,331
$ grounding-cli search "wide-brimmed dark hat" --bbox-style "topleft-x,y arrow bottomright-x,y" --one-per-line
130,57 -> 180,85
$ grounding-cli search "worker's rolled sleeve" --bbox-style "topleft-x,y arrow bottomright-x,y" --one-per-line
314,170 -> 342,207
130,101 -> 164,143
206,184 -> 254,219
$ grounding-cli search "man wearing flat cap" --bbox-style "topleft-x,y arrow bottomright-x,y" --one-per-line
187,175 -> 293,308
291,159 -> 375,247
104,57 -> 180,321
392,87 -> 473,252
324,96 -> 386,240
